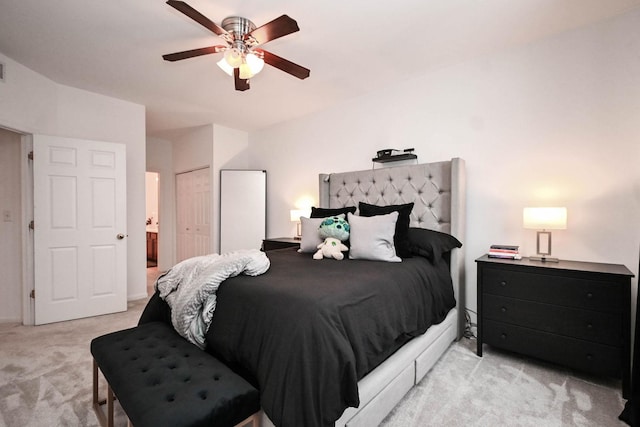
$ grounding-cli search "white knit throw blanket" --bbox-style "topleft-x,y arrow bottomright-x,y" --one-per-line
155,249 -> 270,349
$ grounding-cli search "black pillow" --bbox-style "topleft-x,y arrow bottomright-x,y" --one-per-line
408,227 -> 462,263
358,202 -> 414,258
310,206 -> 357,218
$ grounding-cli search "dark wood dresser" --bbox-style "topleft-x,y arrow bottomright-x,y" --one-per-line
146,231 -> 158,262
476,254 -> 634,396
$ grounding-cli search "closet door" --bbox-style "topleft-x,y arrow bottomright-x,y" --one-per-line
176,168 -> 211,262
220,170 -> 266,253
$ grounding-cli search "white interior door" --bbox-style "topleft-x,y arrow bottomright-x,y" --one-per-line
176,168 -> 210,262
33,135 -> 127,325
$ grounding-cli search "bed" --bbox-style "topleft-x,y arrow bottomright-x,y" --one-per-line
313,158 -> 465,426
142,158 -> 466,427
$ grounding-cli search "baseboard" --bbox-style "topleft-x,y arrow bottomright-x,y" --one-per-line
127,293 -> 149,301
0,316 -> 21,324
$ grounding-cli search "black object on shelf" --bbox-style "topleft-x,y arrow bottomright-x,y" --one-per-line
372,153 -> 417,163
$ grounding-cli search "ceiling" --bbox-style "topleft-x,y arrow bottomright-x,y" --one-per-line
1,0 -> 638,137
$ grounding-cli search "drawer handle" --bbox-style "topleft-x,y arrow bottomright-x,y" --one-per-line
586,292 -> 593,299
500,281 -> 507,287
501,307 -> 507,313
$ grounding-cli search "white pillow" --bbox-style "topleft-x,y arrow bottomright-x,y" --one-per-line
298,217 -> 325,253
298,214 -> 346,253
347,212 -> 401,262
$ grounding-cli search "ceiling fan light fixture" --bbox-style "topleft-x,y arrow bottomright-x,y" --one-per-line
224,48 -> 243,68
239,62 -> 254,80
216,58 -> 234,76
218,51 -> 263,80
246,52 -> 264,75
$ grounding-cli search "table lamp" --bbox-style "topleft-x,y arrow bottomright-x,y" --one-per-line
290,209 -> 305,240
523,207 -> 567,262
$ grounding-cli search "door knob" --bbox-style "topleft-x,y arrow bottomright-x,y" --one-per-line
116,233 -> 125,240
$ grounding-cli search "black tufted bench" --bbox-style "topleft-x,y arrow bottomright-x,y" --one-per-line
91,321 -> 260,427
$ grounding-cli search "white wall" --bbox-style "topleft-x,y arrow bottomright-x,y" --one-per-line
0,55 -> 57,133
0,128 -> 22,322
212,124 -> 250,253
173,125 -> 214,174
0,52 -> 147,303
248,9 -> 640,320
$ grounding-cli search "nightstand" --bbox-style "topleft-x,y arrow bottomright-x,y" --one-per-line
262,237 -> 300,252
476,254 -> 634,396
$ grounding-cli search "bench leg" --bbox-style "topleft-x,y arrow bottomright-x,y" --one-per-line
235,413 -> 260,427
107,384 -> 115,427
93,359 -> 108,427
92,358 -> 117,427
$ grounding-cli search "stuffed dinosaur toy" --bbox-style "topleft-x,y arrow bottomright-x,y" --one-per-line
313,215 -> 350,260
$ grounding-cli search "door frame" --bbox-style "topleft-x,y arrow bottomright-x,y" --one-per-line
0,123 -> 35,326
21,134 -> 34,325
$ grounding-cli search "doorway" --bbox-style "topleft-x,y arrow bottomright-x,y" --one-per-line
0,127 -> 23,323
146,171 -> 159,268
3,129 -> 129,325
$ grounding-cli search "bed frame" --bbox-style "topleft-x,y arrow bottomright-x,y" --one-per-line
261,158 -> 466,427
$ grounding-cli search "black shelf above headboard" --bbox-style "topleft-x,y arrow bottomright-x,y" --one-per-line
371,153 -> 417,163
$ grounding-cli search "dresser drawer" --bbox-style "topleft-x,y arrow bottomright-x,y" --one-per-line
483,319 -> 621,378
483,294 -> 622,346
483,267 -> 622,312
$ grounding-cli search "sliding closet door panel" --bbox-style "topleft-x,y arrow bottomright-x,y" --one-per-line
220,170 -> 266,253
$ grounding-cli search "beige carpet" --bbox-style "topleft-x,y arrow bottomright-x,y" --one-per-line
0,299 -> 146,426
381,338 -> 626,427
0,295 -> 627,426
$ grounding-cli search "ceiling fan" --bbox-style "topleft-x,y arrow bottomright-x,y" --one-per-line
162,0 -> 310,91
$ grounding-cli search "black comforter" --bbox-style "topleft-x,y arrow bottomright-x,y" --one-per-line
203,248 -> 456,427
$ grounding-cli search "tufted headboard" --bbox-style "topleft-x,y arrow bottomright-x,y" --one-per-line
318,158 -> 466,338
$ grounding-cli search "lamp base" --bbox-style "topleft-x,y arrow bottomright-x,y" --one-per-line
529,255 -> 559,263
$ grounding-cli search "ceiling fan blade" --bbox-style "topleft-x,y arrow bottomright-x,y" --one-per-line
166,0 -> 227,36
258,49 -> 310,80
234,68 -> 250,91
248,15 -> 299,45
163,45 -> 226,62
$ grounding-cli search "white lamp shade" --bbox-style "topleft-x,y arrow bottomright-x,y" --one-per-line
290,209 -> 306,222
217,51 -> 265,79
224,48 -> 243,67
523,207 -> 567,230
216,58 -> 234,76
246,53 -> 264,74
239,62 -> 254,79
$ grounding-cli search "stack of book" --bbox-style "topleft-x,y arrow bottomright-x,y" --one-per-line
488,244 -> 521,259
